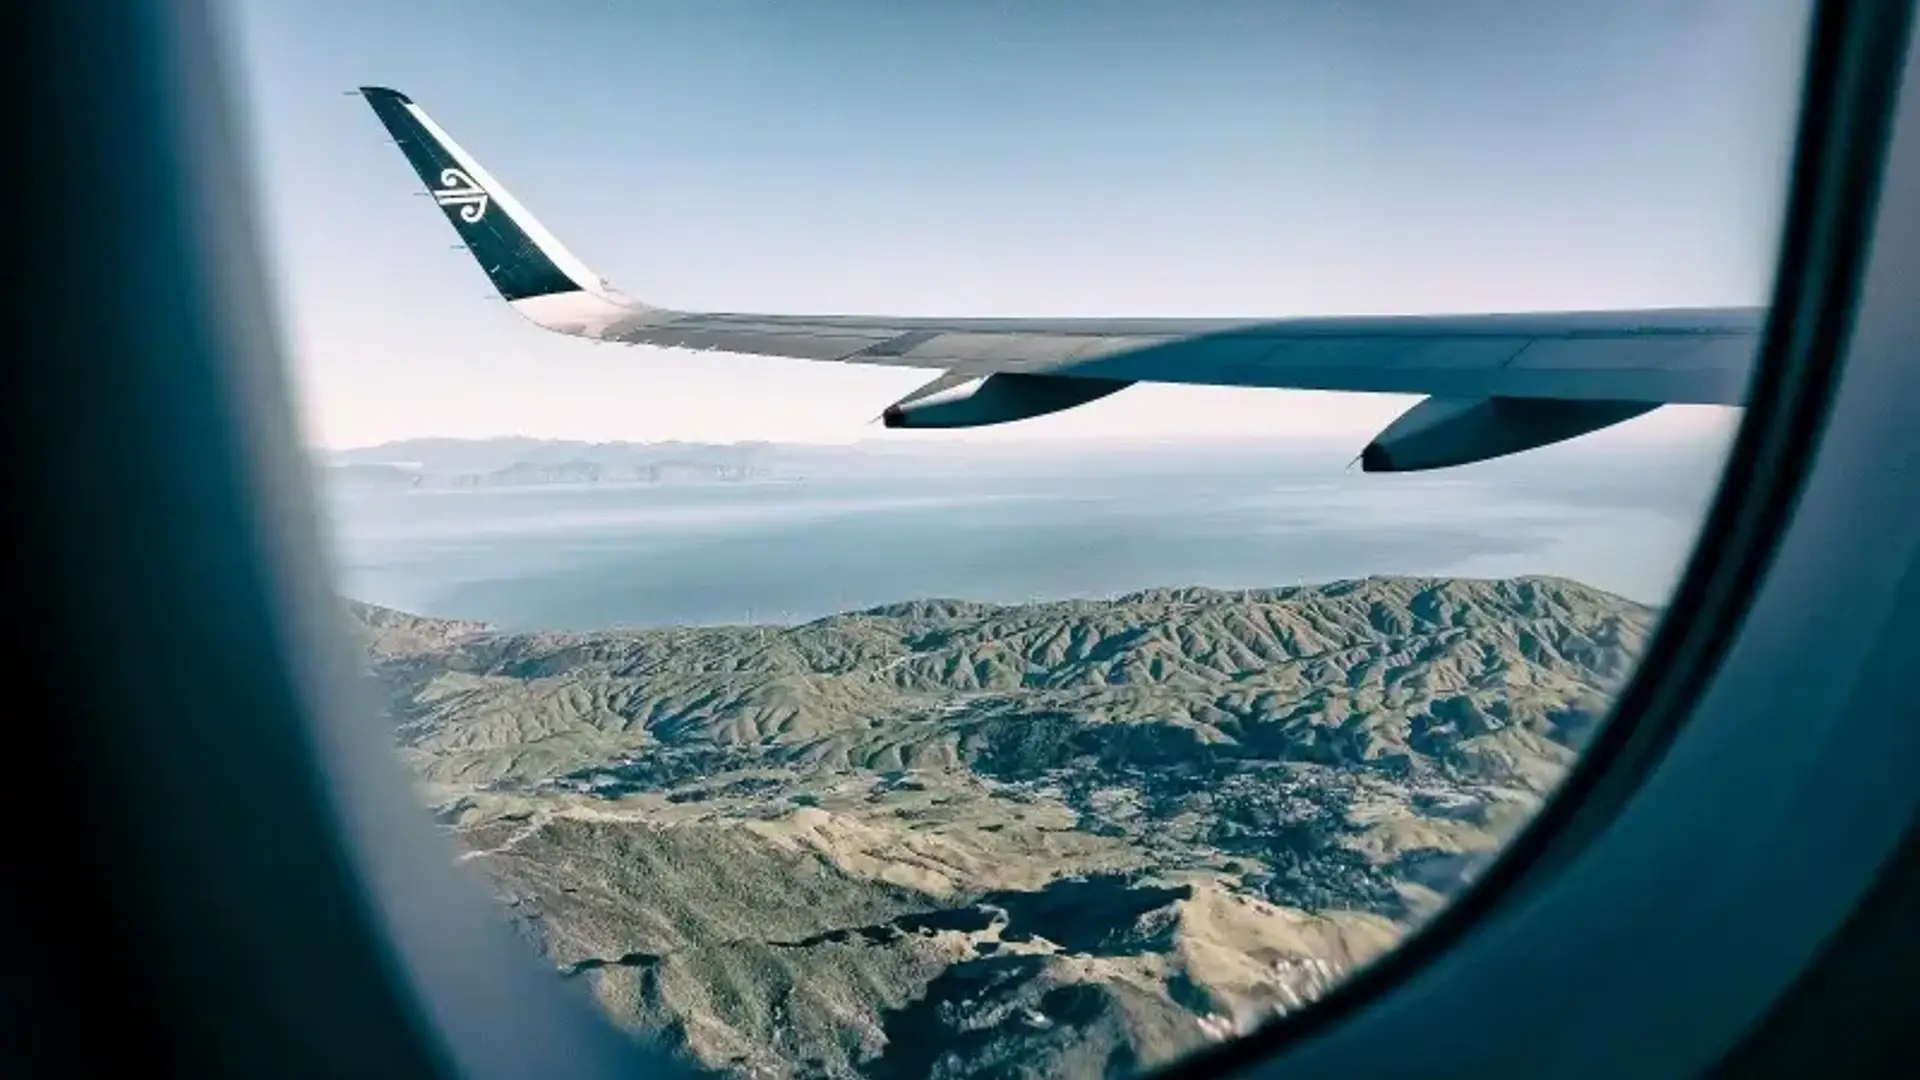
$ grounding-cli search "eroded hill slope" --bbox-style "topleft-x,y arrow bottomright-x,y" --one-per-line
351,576 -> 1652,1079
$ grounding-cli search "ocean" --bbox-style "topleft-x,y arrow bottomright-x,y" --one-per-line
318,437 -> 1732,632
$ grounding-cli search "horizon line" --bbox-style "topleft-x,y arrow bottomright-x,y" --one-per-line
315,427 -> 1728,455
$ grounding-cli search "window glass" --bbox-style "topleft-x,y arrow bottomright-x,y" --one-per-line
231,2 -> 1811,1075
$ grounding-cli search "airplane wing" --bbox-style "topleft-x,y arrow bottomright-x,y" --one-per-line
358,86 -> 1765,471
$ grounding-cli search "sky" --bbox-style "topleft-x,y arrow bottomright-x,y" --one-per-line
223,0 -> 1814,450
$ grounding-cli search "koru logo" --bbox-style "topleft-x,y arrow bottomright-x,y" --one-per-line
431,167 -> 489,223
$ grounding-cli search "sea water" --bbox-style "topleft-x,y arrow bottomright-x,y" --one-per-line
318,438 -> 1729,631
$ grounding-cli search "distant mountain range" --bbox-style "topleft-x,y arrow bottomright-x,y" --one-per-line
315,435 -> 1403,491
348,575 -> 1649,1079
322,437 -> 791,489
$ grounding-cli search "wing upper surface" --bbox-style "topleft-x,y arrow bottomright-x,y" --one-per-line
607,307 -> 1764,405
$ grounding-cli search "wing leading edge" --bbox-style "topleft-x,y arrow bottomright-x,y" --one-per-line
357,86 -> 1765,469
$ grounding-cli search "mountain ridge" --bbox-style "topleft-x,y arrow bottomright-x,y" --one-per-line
351,574 -> 1651,1079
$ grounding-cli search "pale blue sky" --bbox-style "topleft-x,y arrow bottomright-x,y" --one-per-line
224,0 -> 1812,449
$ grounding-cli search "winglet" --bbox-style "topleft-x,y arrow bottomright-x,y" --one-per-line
357,86 -> 648,337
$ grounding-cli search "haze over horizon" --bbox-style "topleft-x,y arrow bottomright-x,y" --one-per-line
319,418 -> 1740,455
230,0 -> 1808,451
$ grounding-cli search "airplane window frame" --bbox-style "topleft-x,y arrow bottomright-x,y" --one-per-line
4,1 -> 1915,1077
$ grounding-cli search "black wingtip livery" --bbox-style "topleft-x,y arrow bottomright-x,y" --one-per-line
358,87 -> 581,302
